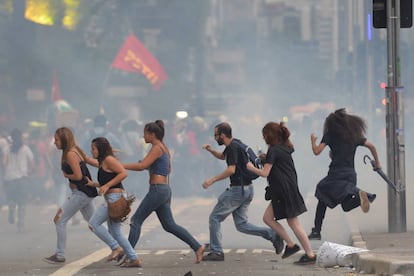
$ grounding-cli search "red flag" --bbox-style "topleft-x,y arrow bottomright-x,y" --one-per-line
51,69 -> 62,102
111,34 -> 168,91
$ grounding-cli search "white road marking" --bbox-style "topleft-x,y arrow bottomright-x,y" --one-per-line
50,197 -> 215,275
49,248 -> 110,276
155,249 -> 191,255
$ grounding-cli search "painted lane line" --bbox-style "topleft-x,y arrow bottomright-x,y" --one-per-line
50,197 -> 215,275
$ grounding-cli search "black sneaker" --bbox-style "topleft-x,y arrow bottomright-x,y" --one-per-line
116,255 -> 127,266
308,228 -> 321,240
272,234 -> 284,255
281,244 -> 300,259
43,254 -> 65,264
293,253 -> 317,265
368,193 -> 376,203
202,252 -> 224,261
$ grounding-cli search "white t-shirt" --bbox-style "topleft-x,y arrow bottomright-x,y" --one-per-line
3,145 -> 34,181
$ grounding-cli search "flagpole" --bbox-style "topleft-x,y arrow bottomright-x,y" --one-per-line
100,65 -> 112,114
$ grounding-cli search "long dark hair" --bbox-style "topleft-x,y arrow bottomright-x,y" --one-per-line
262,121 -> 293,148
91,137 -> 114,165
323,108 -> 366,143
145,120 -> 165,141
10,128 -> 23,153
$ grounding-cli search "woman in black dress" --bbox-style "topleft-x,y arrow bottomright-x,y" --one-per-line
247,121 -> 316,265
307,108 -> 381,241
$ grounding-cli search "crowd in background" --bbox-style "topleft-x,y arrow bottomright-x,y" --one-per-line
0,108 -> 390,229
0,114 -> 228,213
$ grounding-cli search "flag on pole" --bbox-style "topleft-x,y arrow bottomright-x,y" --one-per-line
111,34 -> 168,91
51,69 -> 62,102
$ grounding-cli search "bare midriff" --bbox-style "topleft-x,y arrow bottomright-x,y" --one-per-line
150,173 -> 168,185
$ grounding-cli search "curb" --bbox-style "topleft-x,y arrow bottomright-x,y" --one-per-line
350,232 -> 414,276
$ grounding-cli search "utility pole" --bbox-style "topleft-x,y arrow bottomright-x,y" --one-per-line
385,0 -> 406,233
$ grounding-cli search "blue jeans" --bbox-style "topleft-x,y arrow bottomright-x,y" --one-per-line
89,192 -> 137,261
209,185 -> 276,254
128,184 -> 201,251
55,189 -> 95,258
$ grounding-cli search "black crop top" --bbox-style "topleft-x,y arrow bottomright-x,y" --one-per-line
61,152 -> 98,197
98,167 -> 123,190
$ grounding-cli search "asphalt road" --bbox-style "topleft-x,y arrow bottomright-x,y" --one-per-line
0,184 -> 380,276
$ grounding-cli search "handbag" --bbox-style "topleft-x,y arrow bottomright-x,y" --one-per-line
108,194 -> 136,222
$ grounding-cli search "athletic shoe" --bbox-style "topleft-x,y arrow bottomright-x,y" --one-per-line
272,234 -> 284,255
202,252 -> 224,261
116,255 -> 127,266
368,193 -> 376,203
293,253 -> 317,265
308,228 -> 321,240
359,190 -> 370,213
281,244 -> 300,259
43,254 -> 65,264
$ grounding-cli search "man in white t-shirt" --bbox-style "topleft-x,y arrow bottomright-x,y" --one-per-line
3,129 -> 34,232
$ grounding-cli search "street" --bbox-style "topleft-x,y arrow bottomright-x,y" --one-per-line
0,184 -> 381,276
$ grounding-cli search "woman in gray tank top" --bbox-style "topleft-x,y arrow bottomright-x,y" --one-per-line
123,120 -> 205,265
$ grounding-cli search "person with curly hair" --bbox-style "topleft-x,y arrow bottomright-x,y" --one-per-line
307,108 -> 381,241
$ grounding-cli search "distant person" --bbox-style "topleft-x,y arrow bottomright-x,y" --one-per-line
2,128 -> 34,232
80,114 -> 122,153
122,120 -> 205,264
307,108 -> 381,241
85,137 -> 142,267
201,122 -> 283,261
119,119 -> 143,163
118,119 -> 147,196
80,114 -> 122,184
0,128 -> 9,209
44,127 -> 98,264
247,122 -> 316,265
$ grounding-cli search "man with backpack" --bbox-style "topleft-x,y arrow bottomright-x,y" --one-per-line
201,122 -> 283,261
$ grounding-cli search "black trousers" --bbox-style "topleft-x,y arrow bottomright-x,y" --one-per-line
313,194 -> 361,233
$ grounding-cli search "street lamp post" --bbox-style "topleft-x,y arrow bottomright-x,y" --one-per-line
385,0 -> 406,233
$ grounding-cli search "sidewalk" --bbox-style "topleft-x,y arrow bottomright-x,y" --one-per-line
350,230 -> 414,275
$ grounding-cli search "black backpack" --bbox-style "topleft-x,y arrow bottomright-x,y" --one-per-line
232,139 -> 262,183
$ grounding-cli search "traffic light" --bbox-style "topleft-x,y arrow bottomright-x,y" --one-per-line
373,0 -> 413,28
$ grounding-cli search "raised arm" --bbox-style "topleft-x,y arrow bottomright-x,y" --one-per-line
311,133 -> 327,155
364,140 -> 381,170
123,144 -> 162,171
84,154 -> 99,168
202,144 -> 225,160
